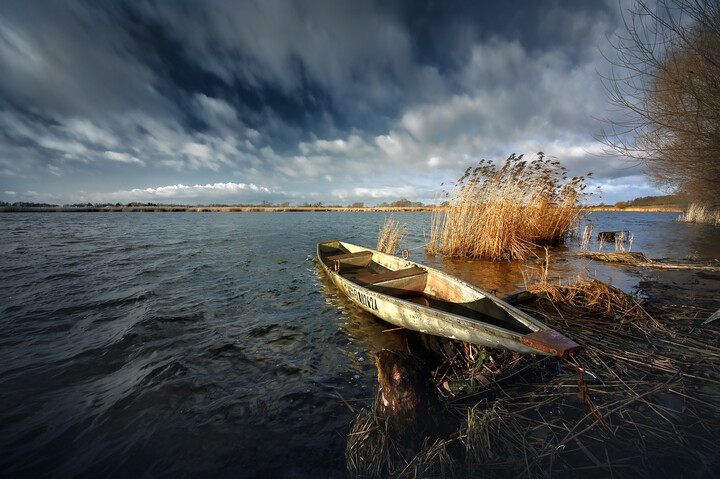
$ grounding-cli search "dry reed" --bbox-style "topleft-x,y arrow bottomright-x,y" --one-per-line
678,203 -> 720,225
346,276 -> 720,478
577,251 -> 651,264
427,153 -> 589,261
580,223 -> 593,251
377,216 -> 407,254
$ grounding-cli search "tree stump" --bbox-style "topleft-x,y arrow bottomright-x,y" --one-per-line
375,348 -> 446,447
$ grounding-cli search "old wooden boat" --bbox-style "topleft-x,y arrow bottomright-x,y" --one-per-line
317,240 -> 581,357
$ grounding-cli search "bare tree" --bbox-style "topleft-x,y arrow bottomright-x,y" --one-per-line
601,0 -> 720,206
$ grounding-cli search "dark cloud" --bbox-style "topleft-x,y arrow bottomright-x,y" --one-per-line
0,0 -> 655,205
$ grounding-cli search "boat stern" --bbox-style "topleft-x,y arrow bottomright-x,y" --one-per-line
520,330 -> 582,357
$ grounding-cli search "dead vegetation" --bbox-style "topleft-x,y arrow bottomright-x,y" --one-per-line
426,153 -> 589,261
346,278 -> 720,478
679,203 -> 720,226
377,216 -> 408,254
575,251 -> 720,272
576,252 -> 651,264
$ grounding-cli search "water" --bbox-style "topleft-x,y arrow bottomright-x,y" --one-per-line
0,211 -> 717,477
428,210 -> 720,296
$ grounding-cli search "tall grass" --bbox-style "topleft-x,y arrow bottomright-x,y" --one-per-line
580,223 -> 593,251
427,153 -> 589,261
377,216 -> 407,254
679,202 -> 720,225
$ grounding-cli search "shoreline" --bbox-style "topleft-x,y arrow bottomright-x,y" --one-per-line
0,206 -> 684,213
0,206 -> 433,213
583,206 -> 683,213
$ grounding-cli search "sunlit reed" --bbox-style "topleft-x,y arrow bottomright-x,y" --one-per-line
580,223 -> 593,251
377,216 -> 407,254
427,153 -> 589,261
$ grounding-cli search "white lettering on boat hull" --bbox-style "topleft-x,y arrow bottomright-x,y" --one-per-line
346,285 -> 379,312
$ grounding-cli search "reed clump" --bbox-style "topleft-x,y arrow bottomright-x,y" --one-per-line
377,216 -> 407,254
427,153 -> 589,261
346,407 -> 456,479
578,251 -> 651,264
346,277 -> 720,478
678,202 -> 720,225
527,278 -> 656,325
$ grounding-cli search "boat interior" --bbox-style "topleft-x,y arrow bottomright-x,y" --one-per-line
318,241 -> 533,334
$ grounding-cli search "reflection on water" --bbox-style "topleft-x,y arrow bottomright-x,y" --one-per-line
578,211 -> 720,260
315,262 -> 409,355
421,211 -> 720,296
424,256 -> 526,296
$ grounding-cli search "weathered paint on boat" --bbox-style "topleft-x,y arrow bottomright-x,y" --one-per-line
317,240 -> 580,357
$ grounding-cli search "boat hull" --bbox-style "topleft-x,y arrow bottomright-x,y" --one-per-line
317,241 -> 580,356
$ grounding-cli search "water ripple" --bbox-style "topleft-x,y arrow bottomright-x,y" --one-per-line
1,211 -> 713,477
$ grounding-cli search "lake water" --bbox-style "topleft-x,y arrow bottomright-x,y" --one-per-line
1,211 -> 718,477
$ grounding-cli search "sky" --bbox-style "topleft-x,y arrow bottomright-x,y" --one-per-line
0,0 -> 664,206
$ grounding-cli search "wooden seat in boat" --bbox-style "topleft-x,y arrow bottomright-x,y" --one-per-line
356,266 -> 428,297
325,250 -> 374,272
356,266 -> 427,285
326,251 -> 373,261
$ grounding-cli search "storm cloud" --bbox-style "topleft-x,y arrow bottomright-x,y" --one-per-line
0,0 -> 658,205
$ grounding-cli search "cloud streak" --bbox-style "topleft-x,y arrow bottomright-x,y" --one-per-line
0,0 -> 655,206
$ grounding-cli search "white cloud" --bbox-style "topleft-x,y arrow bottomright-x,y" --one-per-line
64,119 -> 118,148
182,142 -> 212,161
108,182 -> 272,202
104,151 -> 144,165
274,155 -> 331,179
427,156 -> 443,167
332,185 -> 416,200
36,136 -> 88,159
194,94 -> 238,126
299,134 -> 373,156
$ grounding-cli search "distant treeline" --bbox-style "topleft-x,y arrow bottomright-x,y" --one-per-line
1,201 -> 61,208
596,194 -> 685,209
0,198 -> 428,209
0,196 -> 686,211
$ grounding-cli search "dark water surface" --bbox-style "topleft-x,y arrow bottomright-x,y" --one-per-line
1,211 -> 717,477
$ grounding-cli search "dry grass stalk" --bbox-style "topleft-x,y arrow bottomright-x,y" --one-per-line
614,231 -> 626,252
427,153 -> 589,261
346,276 -> 720,478
577,252 -> 651,264
346,401 -> 457,479
580,223 -> 593,251
521,247 -> 553,290
377,216 -> 407,254
678,202 -> 720,225
527,278 -> 657,326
